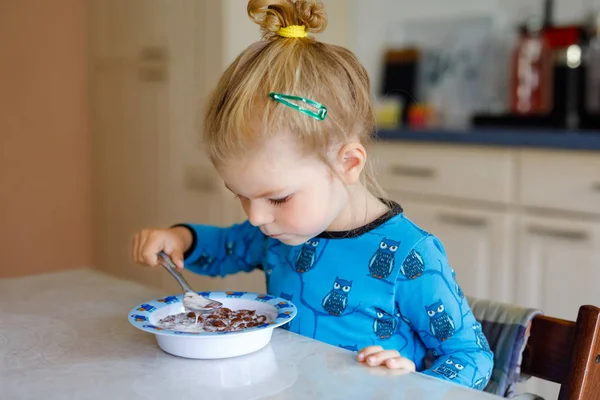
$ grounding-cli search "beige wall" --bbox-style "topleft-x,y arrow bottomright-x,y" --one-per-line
0,0 -> 92,277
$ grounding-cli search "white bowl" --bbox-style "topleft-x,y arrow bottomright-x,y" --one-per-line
128,291 -> 297,359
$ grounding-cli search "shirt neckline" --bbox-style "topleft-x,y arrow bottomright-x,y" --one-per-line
316,199 -> 403,240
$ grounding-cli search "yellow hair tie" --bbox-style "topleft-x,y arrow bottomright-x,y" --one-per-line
277,25 -> 308,38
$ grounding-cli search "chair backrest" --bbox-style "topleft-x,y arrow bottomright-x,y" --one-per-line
521,305 -> 600,400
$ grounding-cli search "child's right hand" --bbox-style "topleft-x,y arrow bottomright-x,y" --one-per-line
131,226 -> 192,270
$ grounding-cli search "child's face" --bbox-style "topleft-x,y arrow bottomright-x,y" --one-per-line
216,134 -> 348,246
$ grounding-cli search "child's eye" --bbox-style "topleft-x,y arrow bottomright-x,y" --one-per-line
269,196 -> 291,206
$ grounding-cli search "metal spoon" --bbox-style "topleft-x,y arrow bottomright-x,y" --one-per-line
157,251 -> 222,313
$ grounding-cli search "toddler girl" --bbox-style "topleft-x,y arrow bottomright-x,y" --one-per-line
132,0 -> 493,390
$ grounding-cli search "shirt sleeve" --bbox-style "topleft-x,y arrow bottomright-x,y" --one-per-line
174,220 -> 266,277
395,235 -> 494,390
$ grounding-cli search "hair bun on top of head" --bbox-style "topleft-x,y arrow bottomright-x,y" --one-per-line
247,0 -> 327,40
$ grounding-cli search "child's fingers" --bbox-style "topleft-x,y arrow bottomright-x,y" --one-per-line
356,346 -> 384,362
170,253 -> 184,270
364,349 -> 401,366
164,242 -> 184,270
131,233 -> 140,263
141,231 -> 164,266
136,230 -> 151,265
385,357 -> 416,371
135,230 -> 151,265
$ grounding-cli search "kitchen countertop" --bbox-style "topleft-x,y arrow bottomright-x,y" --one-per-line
0,269 -> 501,399
376,128 -> 600,151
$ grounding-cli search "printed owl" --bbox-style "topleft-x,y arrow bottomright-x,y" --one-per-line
433,356 -> 467,380
197,252 -> 214,270
400,249 -> 425,279
472,323 -> 491,353
280,292 -> 293,302
426,300 -> 455,341
373,307 -> 397,339
279,293 -> 294,330
295,239 -> 320,273
225,241 -> 235,256
369,238 -> 400,279
264,264 -> 274,287
321,277 -> 352,316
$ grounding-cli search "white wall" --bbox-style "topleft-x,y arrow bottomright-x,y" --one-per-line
349,0 -> 599,95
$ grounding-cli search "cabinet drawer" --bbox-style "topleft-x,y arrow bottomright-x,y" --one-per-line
519,150 -> 600,215
371,142 -> 514,204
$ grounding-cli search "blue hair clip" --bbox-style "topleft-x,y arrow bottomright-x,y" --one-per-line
269,92 -> 327,121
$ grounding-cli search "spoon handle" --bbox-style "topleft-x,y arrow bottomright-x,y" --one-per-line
157,251 -> 195,293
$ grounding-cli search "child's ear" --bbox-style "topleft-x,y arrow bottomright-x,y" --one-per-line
335,142 -> 367,185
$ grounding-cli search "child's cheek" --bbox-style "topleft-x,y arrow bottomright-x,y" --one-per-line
287,198 -> 324,234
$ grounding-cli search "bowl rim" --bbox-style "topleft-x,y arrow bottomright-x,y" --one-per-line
128,291 -> 297,337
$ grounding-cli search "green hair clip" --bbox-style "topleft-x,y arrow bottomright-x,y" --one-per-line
269,92 -> 328,121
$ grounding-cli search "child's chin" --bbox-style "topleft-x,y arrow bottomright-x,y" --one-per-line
276,236 -> 309,246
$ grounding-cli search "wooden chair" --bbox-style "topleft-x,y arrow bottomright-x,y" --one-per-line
521,305 -> 600,400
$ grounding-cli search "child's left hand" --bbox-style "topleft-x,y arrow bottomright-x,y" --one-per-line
356,346 -> 416,371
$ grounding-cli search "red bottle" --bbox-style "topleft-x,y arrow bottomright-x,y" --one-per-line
585,13 -> 600,115
510,17 -> 554,115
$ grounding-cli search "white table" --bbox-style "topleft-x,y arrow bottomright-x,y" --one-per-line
0,269 -> 501,399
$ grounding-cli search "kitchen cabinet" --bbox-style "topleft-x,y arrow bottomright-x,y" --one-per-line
514,214 -> 600,400
377,142 -> 600,400
89,0 -> 257,292
375,141 -> 600,317
89,0 -> 169,288
397,199 -> 515,303
516,214 -> 600,319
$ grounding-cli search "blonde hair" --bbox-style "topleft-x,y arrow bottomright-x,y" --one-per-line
203,0 -> 385,198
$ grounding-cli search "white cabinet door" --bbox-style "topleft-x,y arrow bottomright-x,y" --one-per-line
89,0 -> 169,288
397,198 -> 515,303
516,215 -> 600,319
515,216 -> 600,400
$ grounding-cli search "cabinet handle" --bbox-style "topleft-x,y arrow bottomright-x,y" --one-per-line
527,225 -> 589,241
138,67 -> 167,82
388,165 -> 436,178
139,46 -> 168,62
436,213 -> 488,228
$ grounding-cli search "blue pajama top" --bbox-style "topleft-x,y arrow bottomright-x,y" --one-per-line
179,201 -> 494,390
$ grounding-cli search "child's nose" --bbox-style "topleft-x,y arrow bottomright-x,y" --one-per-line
246,202 -> 274,227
